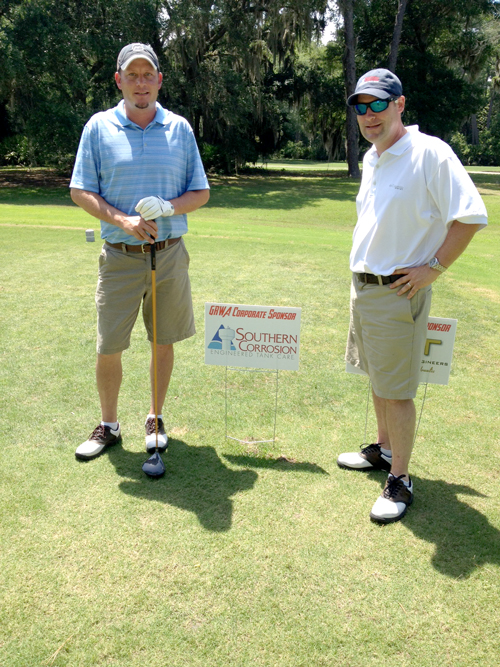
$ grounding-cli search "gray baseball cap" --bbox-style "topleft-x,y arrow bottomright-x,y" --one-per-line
117,43 -> 159,71
347,69 -> 402,105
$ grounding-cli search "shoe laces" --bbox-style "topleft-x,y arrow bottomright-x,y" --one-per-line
360,442 -> 382,455
90,424 -> 106,439
383,474 -> 408,499
145,417 -> 162,435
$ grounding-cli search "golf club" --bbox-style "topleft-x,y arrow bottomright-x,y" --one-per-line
142,238 -> 166,478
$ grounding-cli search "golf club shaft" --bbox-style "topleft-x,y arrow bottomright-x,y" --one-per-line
151,241 -> 158,451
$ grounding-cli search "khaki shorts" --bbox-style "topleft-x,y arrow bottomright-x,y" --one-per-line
345,275 -> 432,399
95,239 -> 195,355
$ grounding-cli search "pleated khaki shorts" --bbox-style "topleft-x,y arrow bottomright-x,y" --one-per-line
95,239 -> 195,354
345,274 -> 432,399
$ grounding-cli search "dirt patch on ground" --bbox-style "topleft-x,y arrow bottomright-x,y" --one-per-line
0,168 -> 70,188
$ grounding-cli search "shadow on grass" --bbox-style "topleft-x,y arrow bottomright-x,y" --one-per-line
102,441 -> 328,532
0,169 -> 360,209
207,176 -> 358,210
104,439 -> 257,532
367,471 -> 500,578
223,454 -> 329,475
468,172 -> 500,190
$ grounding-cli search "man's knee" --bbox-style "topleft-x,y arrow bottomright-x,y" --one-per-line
385,397 -> 414,406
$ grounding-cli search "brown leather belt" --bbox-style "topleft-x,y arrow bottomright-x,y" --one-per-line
105,238 -> 180,253
356,272 -> 399,285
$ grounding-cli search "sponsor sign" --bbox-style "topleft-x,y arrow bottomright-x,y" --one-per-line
205,303 -> 301,371
346,316 -> 458,386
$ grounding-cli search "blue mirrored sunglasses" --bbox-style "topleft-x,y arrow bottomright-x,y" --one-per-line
353,97 -> 398,115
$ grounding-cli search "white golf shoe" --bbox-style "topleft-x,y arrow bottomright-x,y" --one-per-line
337,443 -> 392,472
145,416 -> 168,453
76,423 -> 122,461
370,474 -> 413,524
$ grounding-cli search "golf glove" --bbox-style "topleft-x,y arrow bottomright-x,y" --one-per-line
135,196 -> 175,220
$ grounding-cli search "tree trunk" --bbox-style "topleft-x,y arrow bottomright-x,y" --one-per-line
486,89 -> 494,130
340,0 -> 360,178
470,114 -> 479,146
388,0 -> 409,73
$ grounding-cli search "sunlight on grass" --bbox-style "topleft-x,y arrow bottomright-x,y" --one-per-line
0,168 -> 499,667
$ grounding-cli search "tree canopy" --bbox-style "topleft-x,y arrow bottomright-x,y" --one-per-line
0,0 -> 499,172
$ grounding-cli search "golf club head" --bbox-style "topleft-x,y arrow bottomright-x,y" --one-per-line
142,451 -> 166,478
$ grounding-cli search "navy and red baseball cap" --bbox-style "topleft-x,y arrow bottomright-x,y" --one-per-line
347,69 -> 403,105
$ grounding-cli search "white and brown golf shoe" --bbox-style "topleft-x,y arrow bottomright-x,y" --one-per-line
370,474 -> 413,524
76,423 -> 122,460
337,443 -> 392,472
145,416 -> 168,454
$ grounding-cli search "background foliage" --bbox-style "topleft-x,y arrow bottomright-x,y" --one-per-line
1,0 -> 500,172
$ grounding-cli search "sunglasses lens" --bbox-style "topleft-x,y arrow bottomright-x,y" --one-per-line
371,100 -> 389,112
353,99 -> 391,115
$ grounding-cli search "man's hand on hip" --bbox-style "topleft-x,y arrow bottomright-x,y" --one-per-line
390,265 -> 441,299
121,215 -> 158,243
135,196 -> 175,221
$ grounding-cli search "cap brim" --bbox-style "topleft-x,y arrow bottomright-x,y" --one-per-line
347,88 -> 393,105
120,54 -> 158,71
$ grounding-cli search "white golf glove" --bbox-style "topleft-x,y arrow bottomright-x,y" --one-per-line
135,196 -> 175,220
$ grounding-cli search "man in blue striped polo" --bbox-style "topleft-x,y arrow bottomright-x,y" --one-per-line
70,43 -> 210,461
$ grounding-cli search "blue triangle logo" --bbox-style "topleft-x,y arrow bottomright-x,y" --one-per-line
208,324 -> 236,350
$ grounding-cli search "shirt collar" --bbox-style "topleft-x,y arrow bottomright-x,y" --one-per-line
114,100 -> 169,128
384,125 -> 419,156
366,125 -> 419,164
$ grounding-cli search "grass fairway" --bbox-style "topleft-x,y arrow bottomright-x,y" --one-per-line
0,168 -> 499,667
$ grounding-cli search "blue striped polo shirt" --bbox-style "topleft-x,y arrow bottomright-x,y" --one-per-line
70,100 -> 209,244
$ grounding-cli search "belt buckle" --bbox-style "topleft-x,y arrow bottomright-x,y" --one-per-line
141,243 -> 149,254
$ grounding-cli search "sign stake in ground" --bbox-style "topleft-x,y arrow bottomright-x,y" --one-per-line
224,366 -> 280,444
205,303 -> 301,444
346,317 -> 458,443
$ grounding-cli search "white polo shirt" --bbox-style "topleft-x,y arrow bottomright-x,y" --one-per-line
350,125 -> 488,275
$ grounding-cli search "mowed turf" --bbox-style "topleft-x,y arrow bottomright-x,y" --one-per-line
0,168 -> 499,667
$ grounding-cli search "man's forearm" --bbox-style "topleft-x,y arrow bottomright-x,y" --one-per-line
169,189 -> 210,215
70,188 -> 158,242
392,220 -> 482,298
434,220 -> 481,268
70,188 -> 130,228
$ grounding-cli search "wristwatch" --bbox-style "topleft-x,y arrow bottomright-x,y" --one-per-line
429,257 -> 447,273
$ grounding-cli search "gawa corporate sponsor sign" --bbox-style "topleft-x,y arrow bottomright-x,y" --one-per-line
346,316 -> 458,386
205,303 -> 301,371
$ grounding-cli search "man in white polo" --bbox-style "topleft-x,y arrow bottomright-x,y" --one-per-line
337,69 -> 487,523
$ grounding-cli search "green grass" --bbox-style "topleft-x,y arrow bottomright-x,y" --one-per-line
0,168 -> 499,666
467,165 -> 500,172
252,158 -> 500,175
254,159 -> 349,173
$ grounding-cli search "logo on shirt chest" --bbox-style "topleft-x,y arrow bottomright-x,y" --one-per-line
389,184 -> 404,191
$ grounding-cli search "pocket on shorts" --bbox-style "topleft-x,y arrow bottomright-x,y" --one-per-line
98,245 -> 114,278
179,238 -> 190,265
408,284 -> 432,323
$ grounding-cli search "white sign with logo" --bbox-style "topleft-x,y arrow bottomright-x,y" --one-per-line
346,316 -> 458,386
205,303 -> 301,371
